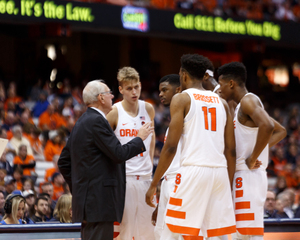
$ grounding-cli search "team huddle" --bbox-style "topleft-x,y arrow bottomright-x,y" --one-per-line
59,53 -> 286,240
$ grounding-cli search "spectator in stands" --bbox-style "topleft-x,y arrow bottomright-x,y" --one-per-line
52,172 -> 64,201
41,183 -> 56,218
275,198 -> 289,218
0,194 -> 25,225
9,125 -> 33,156
44,130 -> 63,162
32,91 -> 49,118
38,104 -> 66,131
274,175 -> 288,195
2,111 -> 16,132
23,190 -> 35,218
50,194 -> 72,223
277,191 -> 294,218
13,145 -> 36,182
268,146 -> 287,177
26,126 -> 45,161
22,178 -> 36,196
23,202 -> 34,224
0,194 -> 25,224
3,176 -> 16,198
282,163 -> 298,188
62,96 -> 74,120
13,166 -> 23,190
0,190 -> 5,220
44,155 -> 59,182
264,190 -> 277,218
4,83 -> 22,111
39,192 -> 54,220
18,110 -> 34,127
286,144 -> 298,165
31,196 -> 49,223
284,188 -> 297,211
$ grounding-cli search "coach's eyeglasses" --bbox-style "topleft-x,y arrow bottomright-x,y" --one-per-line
97,91 -> 113,97
100,90 -> 113,95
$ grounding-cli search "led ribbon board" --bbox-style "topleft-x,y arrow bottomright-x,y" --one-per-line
173,13 -> 281,41
121,6 -> 149,32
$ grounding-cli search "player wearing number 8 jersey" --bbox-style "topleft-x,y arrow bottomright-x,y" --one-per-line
107,67 -> 156,240
146,54 -> 236,240
218,62 -> 286,240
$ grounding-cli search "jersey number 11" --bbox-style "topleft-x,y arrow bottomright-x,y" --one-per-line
202,107 -> 216,131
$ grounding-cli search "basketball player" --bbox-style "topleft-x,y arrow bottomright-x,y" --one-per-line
153,74 -> 181,240
107,67 -> 156,240
146,54 -> 236,239
217,62 -> 286,240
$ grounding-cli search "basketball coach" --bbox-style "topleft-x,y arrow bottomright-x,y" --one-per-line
58,80 -> 154,240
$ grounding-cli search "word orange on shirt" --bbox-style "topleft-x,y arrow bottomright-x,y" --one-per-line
120,129 -> 139,137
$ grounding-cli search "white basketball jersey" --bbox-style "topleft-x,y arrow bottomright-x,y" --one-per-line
164,128 -> 181,175
114,100 -> 153,176
180,88 -> 227,167
234,93 -> 269,171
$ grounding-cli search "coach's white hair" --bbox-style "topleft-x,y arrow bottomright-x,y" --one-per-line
82,80 -> 106,105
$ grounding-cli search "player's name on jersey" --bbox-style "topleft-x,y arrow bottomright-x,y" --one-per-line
120,129 -> 139,137
193,94 -> 220,104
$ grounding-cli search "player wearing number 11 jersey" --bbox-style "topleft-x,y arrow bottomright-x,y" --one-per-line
146,54 -> 236,239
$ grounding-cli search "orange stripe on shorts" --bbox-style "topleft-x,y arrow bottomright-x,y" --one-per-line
167,223 -> 200,236
235,190 -> 243,198
235,201 -> 250,210
166,209 -> 186,219
237,227 -> 264,235
207,225 -> 236,237
169,197 -> 182,206
236,213 -> 255,221
183,236 -> 204,240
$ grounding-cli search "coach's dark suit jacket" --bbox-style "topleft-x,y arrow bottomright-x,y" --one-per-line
58,108 -> 145,223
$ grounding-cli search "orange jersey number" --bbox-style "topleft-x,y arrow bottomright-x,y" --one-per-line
202,107 -> 216,131
235,177 -> 243,188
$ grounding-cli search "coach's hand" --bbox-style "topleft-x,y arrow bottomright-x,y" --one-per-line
137,122 -> 154,141
146,185 -> 156,208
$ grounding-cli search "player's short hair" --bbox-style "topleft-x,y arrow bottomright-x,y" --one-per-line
180,54 -> 214,80
159,74 -> 180,87
217,62 -> 247,85
117,67 -> 140,86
